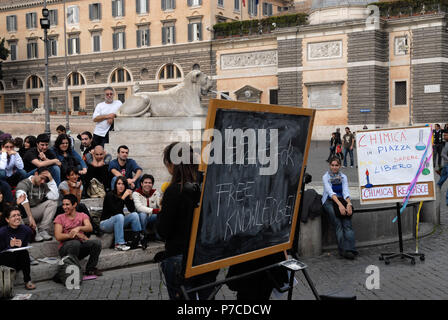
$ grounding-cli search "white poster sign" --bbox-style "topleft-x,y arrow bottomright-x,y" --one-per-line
356,126 -> 435,204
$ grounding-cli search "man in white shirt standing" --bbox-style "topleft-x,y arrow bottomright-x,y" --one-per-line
92,87 -> 122,147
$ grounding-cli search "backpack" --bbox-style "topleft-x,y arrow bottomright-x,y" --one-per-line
0,265 -> 16,299
53,254 -> 83,288
87,178 -> 106,198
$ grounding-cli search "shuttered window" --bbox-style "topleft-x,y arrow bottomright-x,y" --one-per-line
394,81 -> 407,105
6,15 -> 17,32
161,0 -> 176,10
136,27 -> 150,47
136,0 -> 149,13
162,25 -> 175,45
26,12 -> 37,29
67,6 -> 79,24
113,31 -> 126,50
112,0 -> 125,17
188,22 -> 202,42
92,34 -> 101,52
89,3 -> 102,20
49,9 -> 58,26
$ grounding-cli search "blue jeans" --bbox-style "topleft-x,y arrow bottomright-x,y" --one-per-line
0,169 -> 27,186
137,212 -> 157,231
111,175 -> 141,190
26,165 -> 61,186
343,148 -> 354,167
323,199 -> 357,254
160,254 -> 218,300
99,212 -> 142,245
437,165 -> 448,204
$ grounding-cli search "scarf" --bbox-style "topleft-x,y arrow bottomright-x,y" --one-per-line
328,170 -> 342,185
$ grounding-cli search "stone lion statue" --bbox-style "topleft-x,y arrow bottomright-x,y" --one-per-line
117,70 -> 213,117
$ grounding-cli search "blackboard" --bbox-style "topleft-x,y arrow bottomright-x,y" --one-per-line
185,100 -> 315,278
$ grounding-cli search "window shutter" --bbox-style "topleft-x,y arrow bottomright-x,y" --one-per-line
76,37 -> 80,53
263,3 -> 267,15
198,22 -> 202,40
112,0 -> 117,17
27,43 -> 31,59
188,23 -> 192,42
6,17 -> 11,31
54,10 -> 58,25
11,45 -> 16,60
113,33 -> 118,50
136,0 -> 140,13
199,0 -> 202,5
146,29 -> 150,45
122,32 -> 126,49
89,4 -> 93,20
147,0 -> 150,12
34,43 -> 38,58
172,26 -> 176,44
122,0 -> 126,16
68,38 -> 73,54
188,0 -> 192,7
137,30 -> 141,47
26,13 -> 30,29
98,4 -> 102,19
173,0 -> 176,9
162,27 -> 166,44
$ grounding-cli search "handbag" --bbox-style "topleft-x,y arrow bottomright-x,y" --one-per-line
87,178 -> 106,198
331,197 -> 353,219
0,265 -> 16,299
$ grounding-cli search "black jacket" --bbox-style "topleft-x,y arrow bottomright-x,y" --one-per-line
156,183 -> 199,258
100,191 -> 136,221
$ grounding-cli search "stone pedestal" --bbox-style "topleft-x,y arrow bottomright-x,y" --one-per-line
107,116 -> 206,190
421,186 -> 441,226
298,216 -> 322,257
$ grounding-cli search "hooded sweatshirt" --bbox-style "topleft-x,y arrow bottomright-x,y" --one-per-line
16,176 -> 59,208
132,188 -> 160,215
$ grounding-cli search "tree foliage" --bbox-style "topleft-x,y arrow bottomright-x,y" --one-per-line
0,38 -> 9,61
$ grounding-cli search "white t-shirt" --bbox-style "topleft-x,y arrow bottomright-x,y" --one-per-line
92,100 -> 122,137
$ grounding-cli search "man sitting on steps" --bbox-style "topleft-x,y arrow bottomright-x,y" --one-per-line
54,194 -> 103,277
16,167 -> 59,242
109,145 -> 142,191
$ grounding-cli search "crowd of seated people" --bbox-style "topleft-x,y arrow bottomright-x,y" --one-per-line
0,129 -> 161,289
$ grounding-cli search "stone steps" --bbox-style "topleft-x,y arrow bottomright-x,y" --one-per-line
13,197 -> 165,284
16,242 -> 163,285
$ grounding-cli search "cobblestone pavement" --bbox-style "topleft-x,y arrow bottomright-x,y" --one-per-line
12,141 -> 448,300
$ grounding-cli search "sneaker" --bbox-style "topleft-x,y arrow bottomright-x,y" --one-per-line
34,233 -> 44,242
115,244 -> 131,251
40,230 -> 53,241
350,166 -> 354,168
30,255 -> 39,266
342,165 -> 347,168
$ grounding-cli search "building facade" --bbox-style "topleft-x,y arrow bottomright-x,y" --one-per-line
1,0 -> 447,135
0,0 -> 290,113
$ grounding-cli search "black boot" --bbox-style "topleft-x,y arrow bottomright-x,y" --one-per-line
128,231 -> 141,249
140,232 -> 149,250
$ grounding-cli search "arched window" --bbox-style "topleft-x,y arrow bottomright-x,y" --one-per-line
26,75 -> 43,89
110,68 -> 131,83
158,63 -> 182,80
66,72 -> 86,86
